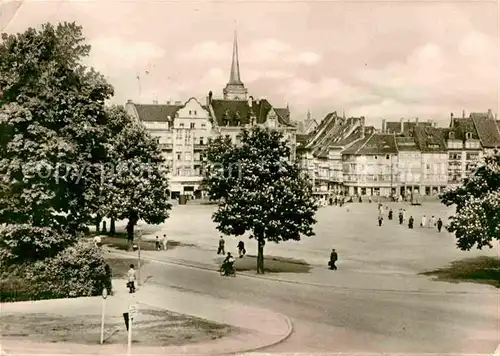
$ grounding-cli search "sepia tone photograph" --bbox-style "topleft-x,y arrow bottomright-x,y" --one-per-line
0,0 -> 499,355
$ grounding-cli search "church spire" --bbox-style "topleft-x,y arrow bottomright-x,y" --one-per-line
229,29 -> 242,84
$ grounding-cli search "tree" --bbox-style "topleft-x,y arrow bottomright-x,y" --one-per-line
203,126 -> 318,274
98,106 -> 172,243
0,22 -> 114,233
440,150 -> 500,250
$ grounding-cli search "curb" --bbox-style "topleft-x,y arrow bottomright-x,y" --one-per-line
109,250 -> 495,296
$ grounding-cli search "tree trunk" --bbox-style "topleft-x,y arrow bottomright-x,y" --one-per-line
95,215 -> 102,233
257,237 -> 265,274
110,218 -> 116,235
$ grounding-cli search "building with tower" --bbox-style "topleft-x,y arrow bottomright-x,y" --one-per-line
126,30 -> 296,200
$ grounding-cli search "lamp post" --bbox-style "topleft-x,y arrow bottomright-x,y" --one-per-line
136,227 -> 142,287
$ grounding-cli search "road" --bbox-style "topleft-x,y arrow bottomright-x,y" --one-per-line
141,260 -> 498,354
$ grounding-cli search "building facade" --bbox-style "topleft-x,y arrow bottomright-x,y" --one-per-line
127,31 -> 295,199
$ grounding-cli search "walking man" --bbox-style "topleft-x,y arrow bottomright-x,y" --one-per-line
155,236 -> 161,251
421,215 -> 427,228
402,209 -> 407,224
329,249 -> 338,270
378,214 -> 383,227
237,240 -> 246,258
217,236 -> 225,255
127,264 -> 136,293
162,234 -> 168,250
437,218 -> 443,232
408,216 -> 414,229
398,209 -> 404,225
429,216 -> 436,228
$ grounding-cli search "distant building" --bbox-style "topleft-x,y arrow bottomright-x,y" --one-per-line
127,30 -> 295,199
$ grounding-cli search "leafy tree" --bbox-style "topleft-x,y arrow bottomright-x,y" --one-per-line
440,150 -> 500,250
98,106 -> 172,243
0,22 -> 114,232
203,126 -> 317,273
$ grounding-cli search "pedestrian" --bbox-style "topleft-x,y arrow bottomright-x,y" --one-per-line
155,236 -> 161,251
388,209 -> 393,220
378,214 -> 383,227
402,209 -> 407,223
237,240 -> 246,258
162,234 -> 168,250
217,236 -> 225,255
398,209 -> 403,225
408,216 -> 414,229
437,218 -> 443,232
421,215 -> 427,227
127,264 -> 136,293
329,249 -> 338,270
429,216 -> 436,228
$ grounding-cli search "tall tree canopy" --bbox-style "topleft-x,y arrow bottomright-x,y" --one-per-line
203,126 -> 317,273
0,22 -> 171,235
440,150 -> 500,250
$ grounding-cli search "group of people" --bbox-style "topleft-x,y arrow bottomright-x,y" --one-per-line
217,236 -> 246,258
155,234 -> 168,251
376,204 -> 443,232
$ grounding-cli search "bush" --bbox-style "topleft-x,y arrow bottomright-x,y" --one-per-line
0,241 -> 112,302
0,224 -> 76,264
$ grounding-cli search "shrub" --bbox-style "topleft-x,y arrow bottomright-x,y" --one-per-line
0,241 -> 112,302
0,224 -> 76,264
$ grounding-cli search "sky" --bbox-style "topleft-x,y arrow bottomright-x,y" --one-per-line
1,0 -> 499,127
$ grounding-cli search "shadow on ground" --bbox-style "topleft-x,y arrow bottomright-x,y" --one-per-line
215,255 -> 311,273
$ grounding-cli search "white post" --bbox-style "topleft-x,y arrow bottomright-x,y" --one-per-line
127,313 -> 133,356
137,228 -> 141,286
100,297 -> 105,344
100,287 -> 108,345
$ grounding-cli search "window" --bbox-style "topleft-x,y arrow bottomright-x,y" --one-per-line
185,153 -> 192,161
179,123 -> 185,128
155,137 -> 160,144
386,155 -> 390,159
190,122 -> 195,129
176,152 -> 181,160
189,110 -> 192,115
466,132 -> 472,140
201,123 -> 206,128
199,137 -> 204,145
176,130 -> 182,139
194,110 -> 197,115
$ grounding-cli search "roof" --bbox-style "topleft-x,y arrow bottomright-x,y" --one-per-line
386,120 -> 433,134
342,133 -> 398,155
449,117 -> 480,141
209,99 -> 292,127
395,136 -> 420,151
274,108 -> 290,123
296,134 -> 309,145
470,113 -> 500,148
413,126 -> 447,153
134,104 -> 183,122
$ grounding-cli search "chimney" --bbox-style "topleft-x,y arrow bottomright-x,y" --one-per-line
208,91 -> 213,105
127,99 -> 133,104
400,117 -> 404,133
450,113 -> 455,128
167,101 -> 171,105
462,109 -> 466,118
248,96 -> 253,108
487,109 -> 493,119
359,116 -> 366,128
381,119 -> 386,133
415,117 -> 419,124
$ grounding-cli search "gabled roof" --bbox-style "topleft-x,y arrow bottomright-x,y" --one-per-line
342,133 -> 397,155
449,117 -> 480,141
413,126 -> 447,153
274,108 -> 290,124
134,104 -> 183,122
210,99 -> 292,127
470,113 -> 500,148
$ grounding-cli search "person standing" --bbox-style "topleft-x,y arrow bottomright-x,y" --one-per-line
420,215 -> 427,228
162,234 -> 168,250
398,209 -> 404,225
127,264 -> 136,293
408,216 -> 414,229
429,216 -> 436,228
155,236 -> 161,251
402,209 -> 407,224
437,218 -> 443,232
388,209 -> 393,220
94,235 -> 102,249
329,249 -> 338,270
217,236 -> 225,255
237,240 -> 246,258
378,214 -> 383,227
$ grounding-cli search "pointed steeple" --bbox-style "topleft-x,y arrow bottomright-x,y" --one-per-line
229,30 -> 242,84
223,27 -> 248,100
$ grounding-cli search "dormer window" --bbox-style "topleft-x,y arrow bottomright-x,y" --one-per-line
449,131 -> 455,139
466,132 -> 472,140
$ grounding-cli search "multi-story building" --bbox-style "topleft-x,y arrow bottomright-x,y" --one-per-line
126,31 -> 295,199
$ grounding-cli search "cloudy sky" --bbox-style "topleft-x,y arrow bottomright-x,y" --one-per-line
1,0 -> 499,126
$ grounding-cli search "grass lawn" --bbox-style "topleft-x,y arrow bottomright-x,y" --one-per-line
420,256 -> 500,288
0,305 -> 234,346
216,255 -> 311,273
97,235 -> 196,252
105,257 -> 145,278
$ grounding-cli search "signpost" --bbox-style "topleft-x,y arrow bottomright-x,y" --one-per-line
100,288 -> 108,344
127,303 -> 137,356
137,228 -> 142,287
